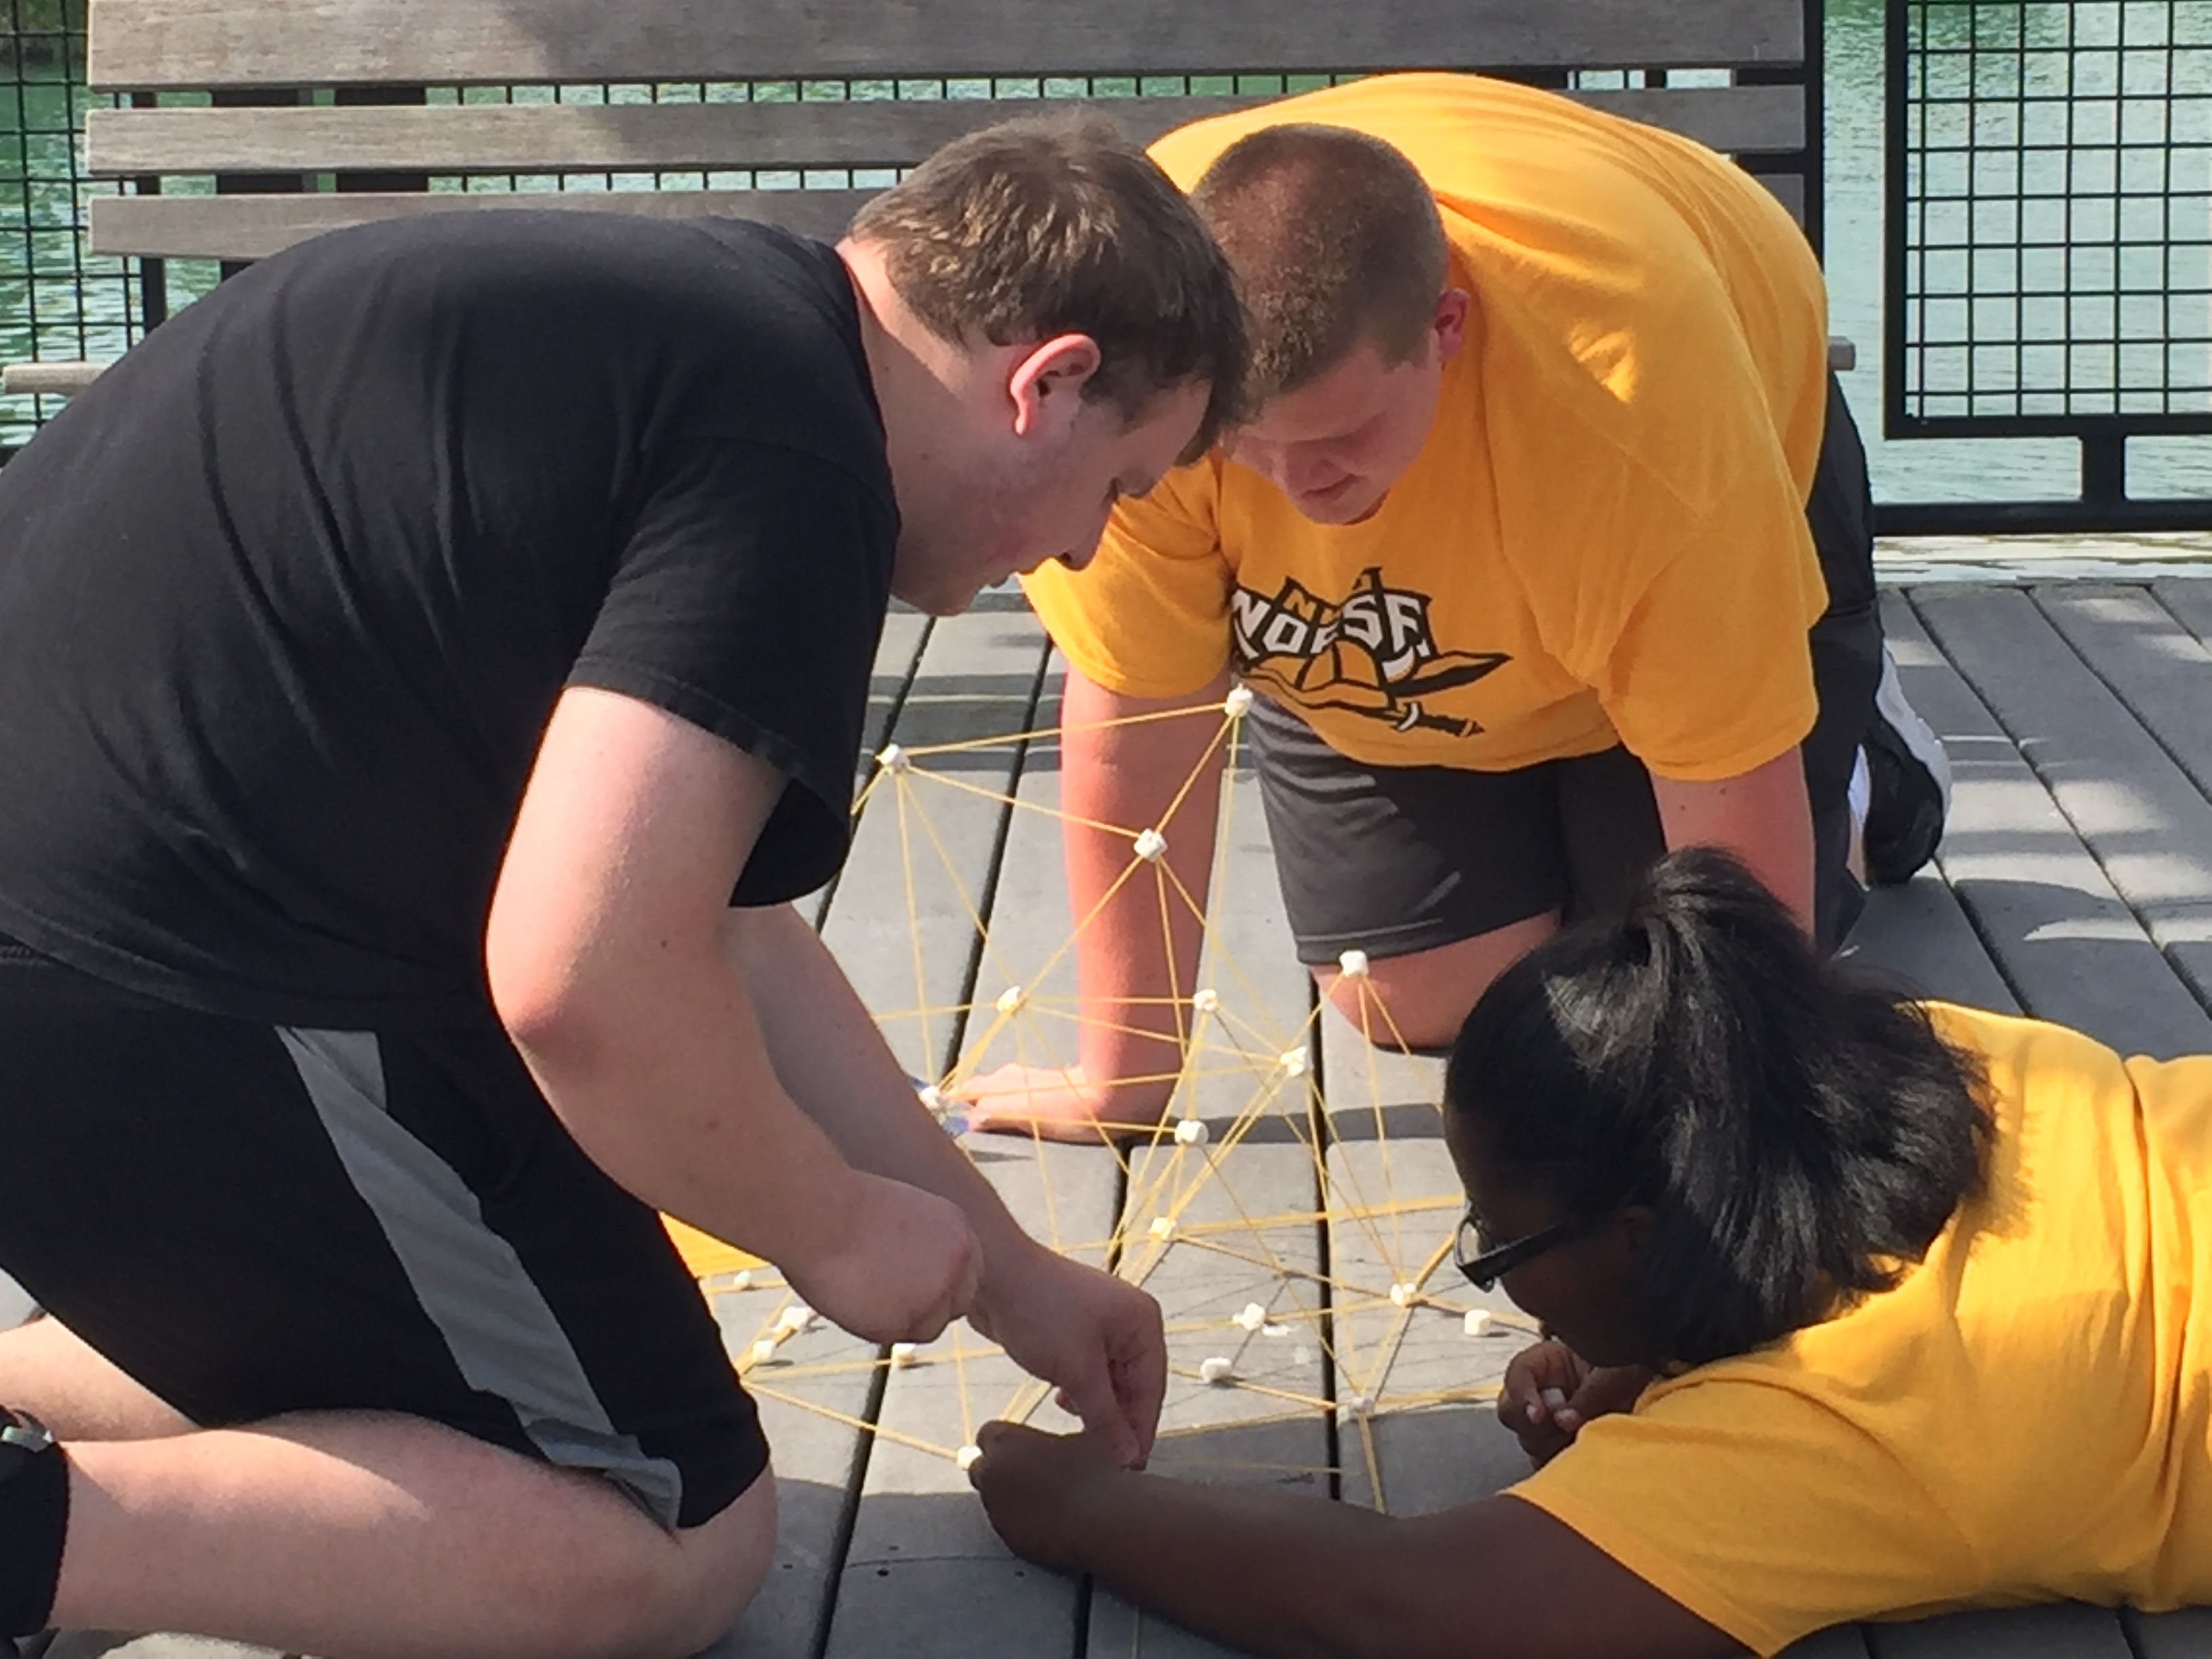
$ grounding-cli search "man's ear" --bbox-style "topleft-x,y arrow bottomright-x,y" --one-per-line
1618,1205 -> 1656,1257
1432,289 -> 1473,365
1008,333 -> 1104,438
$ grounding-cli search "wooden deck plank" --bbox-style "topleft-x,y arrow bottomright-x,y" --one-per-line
1847,597 -> 2022,1010
825,607 -> 1050,1083
821,644 -> 1107,1659
2030,584 -> 2212,1012
1893,590 -> 2212,1057
2122,1605 -> 2212,1656
704,610 -> 982,1659
1847,874 -> 2021,1012
1865,1603 -> 2137,1657
1088,739 -> 1334,1659
2150,577 -> 2212,653
1911,584 -> 2212,1054
2036,586 -> 2212,804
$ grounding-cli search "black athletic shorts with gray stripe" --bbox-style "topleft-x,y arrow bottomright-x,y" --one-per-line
1248,373 -> 1882,960
0,936 -> 767,1530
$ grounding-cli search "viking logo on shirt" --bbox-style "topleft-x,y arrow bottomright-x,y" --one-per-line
1229,567 -> 1509,737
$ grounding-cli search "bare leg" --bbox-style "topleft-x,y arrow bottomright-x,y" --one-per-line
1313,912 -> 1559,1053
0,1317 -> 195,1441
48,1412 -> 775,1659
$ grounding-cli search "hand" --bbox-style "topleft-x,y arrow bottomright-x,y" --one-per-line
956,1062 -> 1134,1144
782,1171 -> 983,1346
968,1420 -> 1124,1572
969,1242 -> 1166,1468
1499,1339 -> 1651,1467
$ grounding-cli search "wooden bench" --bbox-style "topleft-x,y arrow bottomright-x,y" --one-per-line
2,0 -> 1851,398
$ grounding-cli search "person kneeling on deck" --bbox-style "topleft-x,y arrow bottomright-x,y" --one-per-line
0,118 -> 1242,1657
971,847 -> 2212,1658
961,73 -> 1952,1142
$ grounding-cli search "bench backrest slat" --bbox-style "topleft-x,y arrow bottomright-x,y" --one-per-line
87,0 -> 1805,90
89,163 -> 1814,267
88,186 -> 872,263
83,85 -> 1807,179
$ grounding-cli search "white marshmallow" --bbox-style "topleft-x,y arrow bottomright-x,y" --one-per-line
1173,1118 -> 1210,1147
1337,948 -> 1371,979
730,1269 -> 755,1292
1389,1282 -> 1416,1308
1343,1392 -> 1374,1418
1278,1046 -> 1310,1078
1462,1309 -> 1495,1338
877,743 -> 912,774
916,1084 -> 945,1112
1223,685 -> 1255,718
956,1443 -> 984,1473
776,1305 -> 815,1336
1132,827 -> 1168,863
1191,987 -> 1221,1016
890,1342 -> 920,1369
994,985 -> 1025,1015
1200,1356 -> 1236,1385
1540,1387 -> 1570,1413
1233,1302 -> 1267,1333
750,1338 -> 779,1366
1149,1216 -> 1176,1242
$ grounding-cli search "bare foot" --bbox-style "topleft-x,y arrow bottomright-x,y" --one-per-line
955,1063 -> 1162,1145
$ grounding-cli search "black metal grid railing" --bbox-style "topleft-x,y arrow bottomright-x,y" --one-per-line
1887,0 -> 2212,445
0,0 -> 137,444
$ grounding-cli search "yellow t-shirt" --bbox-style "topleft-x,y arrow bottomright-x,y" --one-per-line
1511,1003 -> 2212,1655
1023,73 -> 1834,779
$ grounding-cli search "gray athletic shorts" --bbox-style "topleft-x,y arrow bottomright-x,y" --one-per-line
0,937 -> 766,1530
1249,374 -> 1880,963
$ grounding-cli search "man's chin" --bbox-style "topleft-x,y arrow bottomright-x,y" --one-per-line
887,572 -> 986,617
1295,483 -> 1389,525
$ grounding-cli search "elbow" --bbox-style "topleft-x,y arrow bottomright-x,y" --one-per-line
487,956 -> 602,1076
484,919 -> 629,1082
1320,1535 -> 1469,1659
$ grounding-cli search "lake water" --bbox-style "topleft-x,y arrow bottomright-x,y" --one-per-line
3,9 -> 2207,503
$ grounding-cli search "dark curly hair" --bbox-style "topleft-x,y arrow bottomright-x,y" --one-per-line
1443,847 -> 1990,1370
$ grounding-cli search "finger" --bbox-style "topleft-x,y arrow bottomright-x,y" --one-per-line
1115,1306 -> 1169,1467
1054,1349 -> 1140,1469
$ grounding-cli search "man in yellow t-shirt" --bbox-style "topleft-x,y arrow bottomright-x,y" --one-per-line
969,73 -> 1950,1139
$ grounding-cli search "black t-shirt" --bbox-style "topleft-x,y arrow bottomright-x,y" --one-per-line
0,211 -> 897,1029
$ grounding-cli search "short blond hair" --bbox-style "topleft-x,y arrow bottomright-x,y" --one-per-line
851,116 -> 1248,457
1190,124 -> 1448,403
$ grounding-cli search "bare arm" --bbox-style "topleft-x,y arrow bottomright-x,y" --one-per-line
724,904 -> 1170,1462
964,664 -> 1231,1136
485,685 -> 977,1345
970,1424 -> 1742,1659
1650,745 -> 1816,935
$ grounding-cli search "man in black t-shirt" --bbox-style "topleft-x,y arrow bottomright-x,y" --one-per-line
0,120 -> 1244,1654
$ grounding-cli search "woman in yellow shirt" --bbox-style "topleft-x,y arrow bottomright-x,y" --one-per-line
969,848 -> 2212,1657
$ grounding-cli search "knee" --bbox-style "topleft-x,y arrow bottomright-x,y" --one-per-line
583,1467 -> 778,1659
1316,967 -> 1472,1054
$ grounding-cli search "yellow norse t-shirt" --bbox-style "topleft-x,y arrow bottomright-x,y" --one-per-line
1022,73 -> 1835,779
1512,1004 -> 2212,1656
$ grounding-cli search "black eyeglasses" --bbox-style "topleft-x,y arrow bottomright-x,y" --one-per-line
1453,1208 -> 1584,1292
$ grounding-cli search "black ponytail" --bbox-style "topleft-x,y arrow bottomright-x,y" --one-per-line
1443,847 -> 1988,1369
